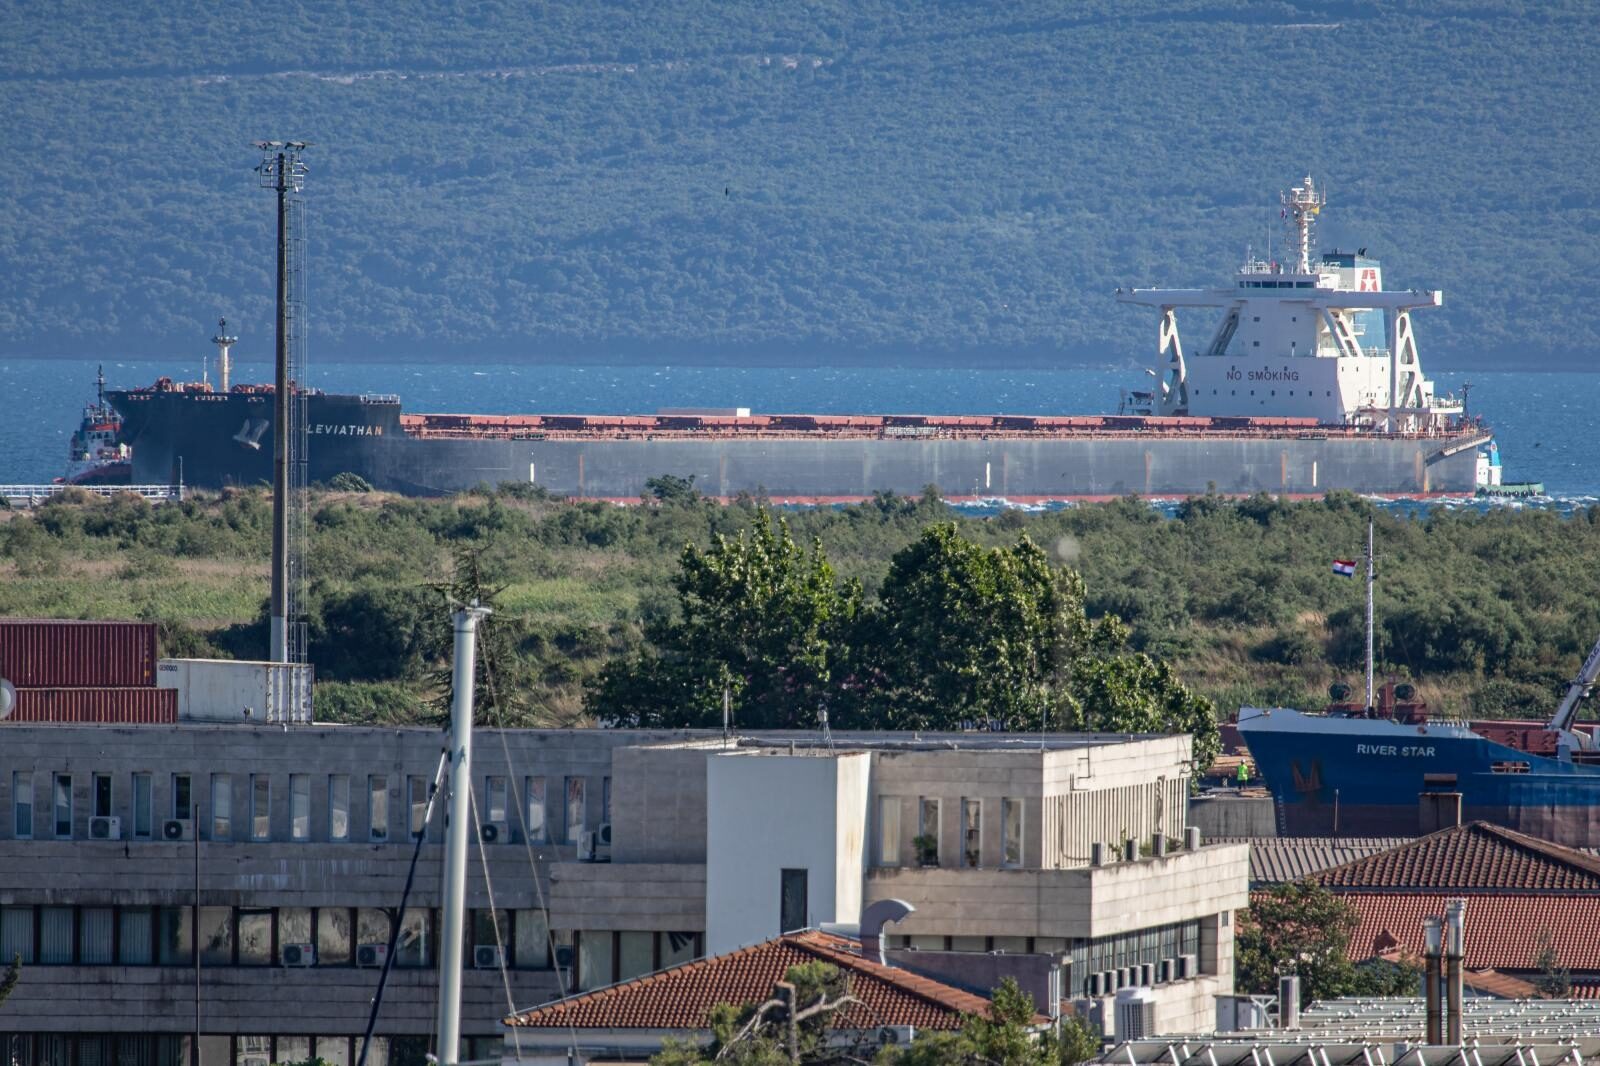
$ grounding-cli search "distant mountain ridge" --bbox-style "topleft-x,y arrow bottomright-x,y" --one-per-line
1,1 -> 1595,367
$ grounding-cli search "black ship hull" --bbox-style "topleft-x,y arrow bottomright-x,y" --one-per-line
109,390 -> 1485,499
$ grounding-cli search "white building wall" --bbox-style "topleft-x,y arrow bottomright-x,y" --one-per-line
704,752 -> 869,955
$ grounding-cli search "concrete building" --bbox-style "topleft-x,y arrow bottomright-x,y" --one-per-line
0,723 -> 1247,1065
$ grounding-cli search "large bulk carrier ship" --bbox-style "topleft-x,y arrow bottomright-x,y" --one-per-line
105,176 -> 1499,499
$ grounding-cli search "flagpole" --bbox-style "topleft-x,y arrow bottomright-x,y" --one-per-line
1365,519 -> 1375,713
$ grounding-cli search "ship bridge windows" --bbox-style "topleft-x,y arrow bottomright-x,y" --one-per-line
1491,760 -> 1531,774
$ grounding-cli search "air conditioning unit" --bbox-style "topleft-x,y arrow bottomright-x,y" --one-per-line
1177,953 -> 1198,980
281,943 -> 316,967
577,829 -> 597,861
876,1026 -> 916,1046
355,943 -> 388,968
1117,967 -> 1131,989
89,815 -> 122,840
162,818 -> 192,841
1099,971 -> 1116,995
1158,958 -> 1175,984
474,945 -> 504,969
1139,962 -> 1155,987
1086,973 -> 1103,997
480,822 -> 504,844
1114,988 -> 1158,1040
596,822 -> 613,846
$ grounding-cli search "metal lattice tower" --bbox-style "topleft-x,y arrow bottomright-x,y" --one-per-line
1281,174 -> 1326,275
255,141 -> 311,664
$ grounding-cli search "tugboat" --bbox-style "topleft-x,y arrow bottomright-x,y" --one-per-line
57,366 -> 133,487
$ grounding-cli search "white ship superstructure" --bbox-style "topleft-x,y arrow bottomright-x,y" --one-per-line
1119,175 -> 1461,434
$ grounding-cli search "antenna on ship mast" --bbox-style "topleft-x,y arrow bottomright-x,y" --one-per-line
211,318 -> 238,394
1281,174 -> 1326,275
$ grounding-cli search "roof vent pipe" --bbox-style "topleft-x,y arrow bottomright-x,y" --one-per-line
859,898 -> 915,966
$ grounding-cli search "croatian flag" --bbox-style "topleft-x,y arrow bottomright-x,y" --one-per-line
1332,559 -> 1358,578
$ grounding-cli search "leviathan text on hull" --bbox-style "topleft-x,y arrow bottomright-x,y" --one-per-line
103,175 -> 1500,500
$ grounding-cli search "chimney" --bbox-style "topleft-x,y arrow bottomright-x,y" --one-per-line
858,898 -> 915,966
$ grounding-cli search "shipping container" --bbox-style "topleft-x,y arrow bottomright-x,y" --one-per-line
157,658 -> 313,724
4,686 -> 177,724
0,619 -> 159,688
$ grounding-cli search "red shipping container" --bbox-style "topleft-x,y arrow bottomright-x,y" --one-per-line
4,686 -> 177,724
0,619 -> 158,688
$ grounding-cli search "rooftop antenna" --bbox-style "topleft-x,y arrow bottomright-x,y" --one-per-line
255,141 -> 311,665
211,317 -> 238,393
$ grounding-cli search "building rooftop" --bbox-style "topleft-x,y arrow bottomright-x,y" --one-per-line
1213,836 -> 1414,884
1344,893 -> 1600,972
504,931 -> 1036,1032
1311,822 -> 1600,893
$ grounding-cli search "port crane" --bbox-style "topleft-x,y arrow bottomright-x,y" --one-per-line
1548,634 -> 1600,753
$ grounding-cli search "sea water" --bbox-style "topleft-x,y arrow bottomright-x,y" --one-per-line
3,357 -> 1597,501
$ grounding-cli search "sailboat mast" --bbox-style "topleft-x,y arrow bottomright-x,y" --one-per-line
1365,519 -> 1375,711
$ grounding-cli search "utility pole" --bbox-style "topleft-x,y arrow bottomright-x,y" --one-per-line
1365,519 -> 1376,713
438,604 -> 491,1065
255,141 -> 309,663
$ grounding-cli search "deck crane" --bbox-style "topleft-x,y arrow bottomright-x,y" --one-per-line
1547,634 -> 1600,753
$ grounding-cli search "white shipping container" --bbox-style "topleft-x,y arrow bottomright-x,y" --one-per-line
157,658 -> 313,724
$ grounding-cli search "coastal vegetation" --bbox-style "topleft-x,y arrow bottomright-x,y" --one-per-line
2,2 -> 1597,366
3,487 -> 1600,737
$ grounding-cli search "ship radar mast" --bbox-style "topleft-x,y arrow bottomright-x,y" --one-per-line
211,317 -> 238,393
1281,174 -> 1326,274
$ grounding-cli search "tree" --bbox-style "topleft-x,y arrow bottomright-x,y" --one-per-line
1532,928 -> 1572,997
855,525 -> 1089,731
0,953 -> 18,1008
651,962 -> 859,1066
1235,881 -> 1363,1007
881,978 -> 1079,1066
591,512 -> 861,730
426,546 -> 556,727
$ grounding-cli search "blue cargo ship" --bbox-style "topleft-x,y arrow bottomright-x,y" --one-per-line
1237,703 -> 1600,846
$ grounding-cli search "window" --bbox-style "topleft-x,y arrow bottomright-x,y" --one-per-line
485,776 -> 507,825
877,796 -> 900,866
395,909 -> 431,968
514,909 -> 549,969
53,773 -> 73,838
368,775 -> 388,841
318,907 -> 353,965
1001,798 -> 1023,867
1,906 -> 35,963
290,775 -> 311,841
524,777 -> 546,843
119,907 -> 153,964
357,908 -> 391,953
329,775 -> 350,841
961,798 -> 981,868
660,930 -> 699,968
157,906 -> 192,965
408,776 -> 428,839
238,909 -> 273,965
173,774 -> 192,821
780,869 -> 808,934
12,771 -> 32,838
40,906 -> 73,963
93,773 -> 113,819
132,772 -> 153,839
198,907 -> 232,966
471,909 -> 509,960
577,930 -> 614,991
80,907 -> 114,964
210,774 -> 232,841
251,775 -> 271,841
618,930 -> 653,981
564,777 -> 585,843
917,797 -> 940,866
280,907 -> 312,953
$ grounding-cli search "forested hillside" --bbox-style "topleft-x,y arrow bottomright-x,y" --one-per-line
2,1 -> 1596,366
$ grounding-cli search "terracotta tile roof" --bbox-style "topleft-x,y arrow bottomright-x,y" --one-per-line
1372,951 -> 1544,999
1212,836 -> 1414,884
506,931 -> 1020,1031
1341,893 -> 1600,972
1311,822 -> 1600,893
